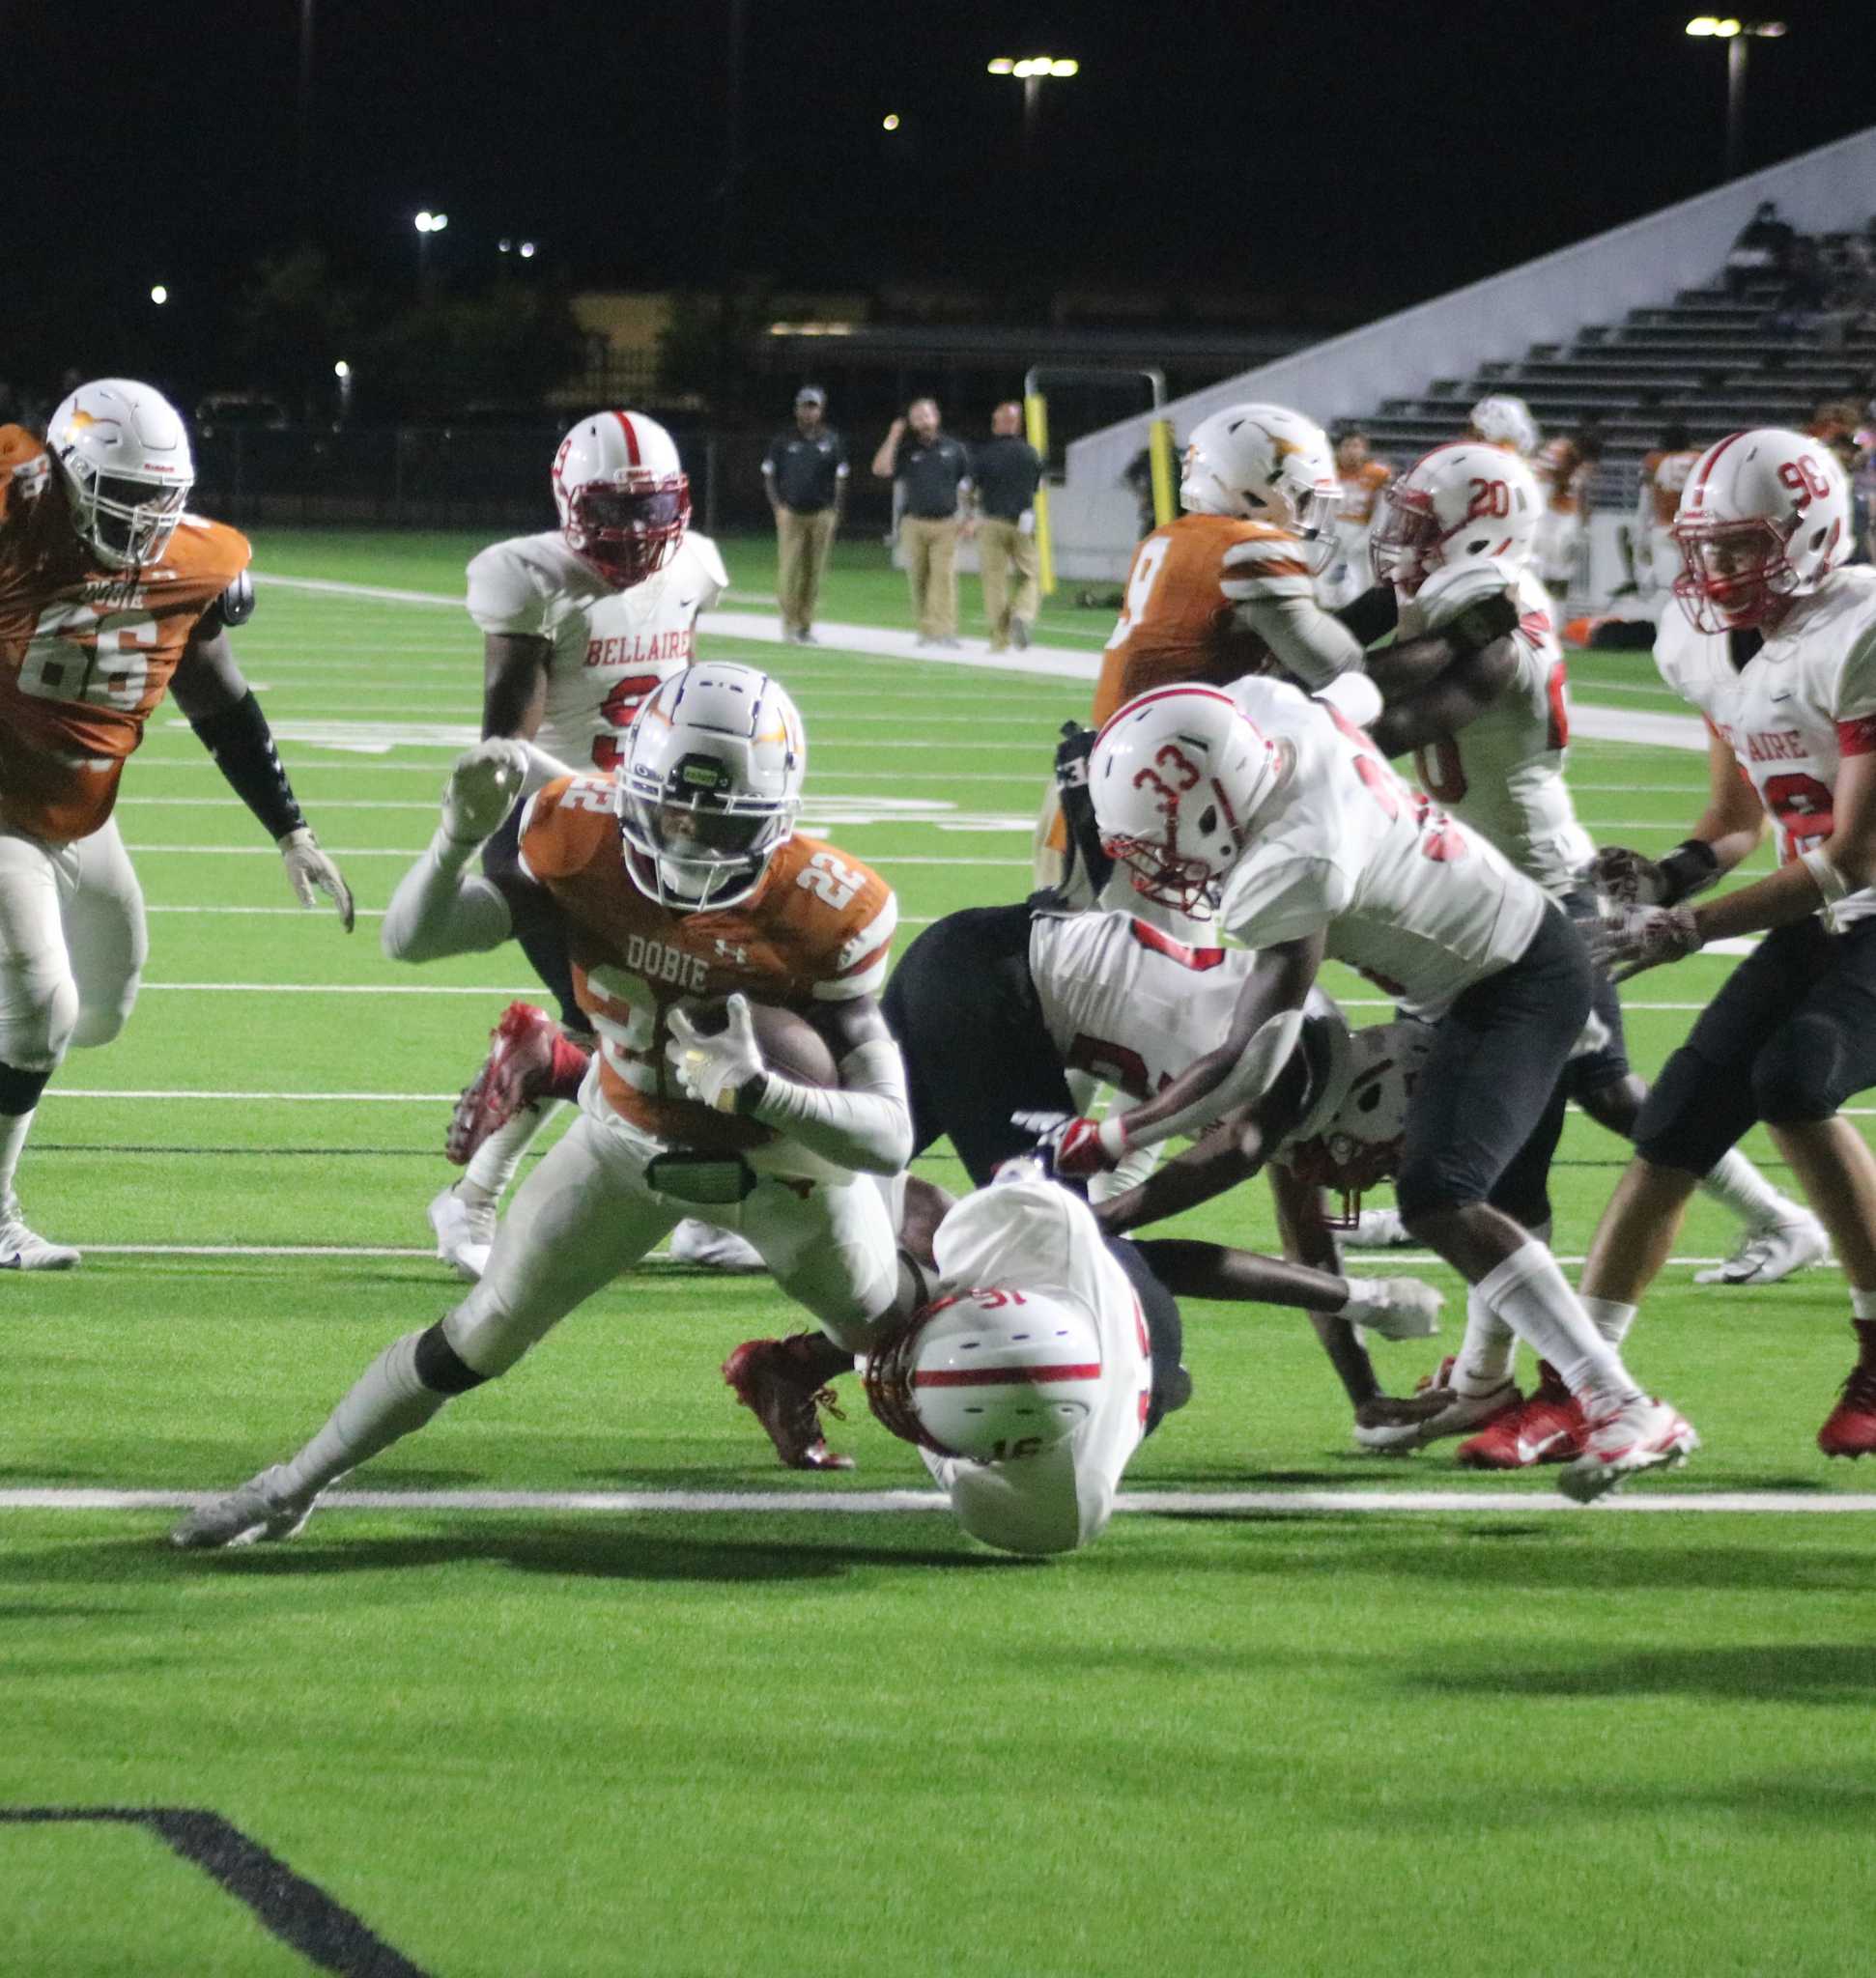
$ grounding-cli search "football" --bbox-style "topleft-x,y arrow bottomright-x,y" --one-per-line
690,997 -> 839,1088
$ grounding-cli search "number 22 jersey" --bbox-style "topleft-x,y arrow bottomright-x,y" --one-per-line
1654,563 -> 1876,928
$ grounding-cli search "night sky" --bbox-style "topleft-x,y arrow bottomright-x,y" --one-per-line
8,0 -> 1874,376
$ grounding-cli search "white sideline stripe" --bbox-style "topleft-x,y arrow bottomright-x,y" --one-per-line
135,983 -> 541,996
7,1485 -> 1876,1516
49,1089 -> 457,1102
122,846 -> 1033,865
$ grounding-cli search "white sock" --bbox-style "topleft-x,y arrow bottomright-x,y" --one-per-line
1476,1241 -> 1639,1414
1580,1295 -> 1637,1347
1852,1287 -> 1876,1322
463,1100 -> 556,1206
0,1107 -> 36,1210
1450,1290 -> 1518,1396
1698,1147 -> 1804,1230
276,1330 -> 450,1502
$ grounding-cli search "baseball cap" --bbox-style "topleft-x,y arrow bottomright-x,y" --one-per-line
795,386 -> 827,408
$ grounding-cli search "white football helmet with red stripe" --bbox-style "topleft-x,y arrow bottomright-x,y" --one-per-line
1278,1018 -> 1436,1225
552,409 -> 691,590
1371,442 -> 1542,600
45,378 -> 194,570
864,1287 -> 1103,1462
1181,402 -> 1341,566
1089,686 -> 1282,914
1466,395 -> 1541,458
1671,428 -> 1852,633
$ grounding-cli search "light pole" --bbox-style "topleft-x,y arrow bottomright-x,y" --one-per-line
413,209 -> 447,286
1685,17 -> 1786,182
986,55 -> 1079,163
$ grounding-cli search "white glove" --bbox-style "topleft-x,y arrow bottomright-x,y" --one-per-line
1342,1275 -> 1444,1341
441,740 -> 530,848
1589,904 -> 1703,979
278,828 -> 355,932
666,994 -> 767,1113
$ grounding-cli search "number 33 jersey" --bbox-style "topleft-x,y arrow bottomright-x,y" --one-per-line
0,424 -> 250,843
466,529 -> 729,773
1656,564 -> 1876,928
519,774 -> 897,1149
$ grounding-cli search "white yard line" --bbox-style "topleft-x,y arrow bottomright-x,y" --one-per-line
5,1484 -> 1873,1516
46,1090 -> 459,1103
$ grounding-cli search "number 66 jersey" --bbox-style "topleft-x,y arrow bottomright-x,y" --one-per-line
0,423 -> 250,843
1654,563 -> 1876,928
518,773 -> 897,1152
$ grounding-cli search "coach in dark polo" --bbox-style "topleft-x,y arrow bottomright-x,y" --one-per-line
762,386 -> 848,645
965,401 -> 1043,651
871,397 -> 972,647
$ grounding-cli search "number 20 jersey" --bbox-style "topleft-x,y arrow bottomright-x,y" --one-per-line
1654,563 -> 1876,928
466,528 -> 729,773
0,424 -> 250,843
519,774 -> 896,1151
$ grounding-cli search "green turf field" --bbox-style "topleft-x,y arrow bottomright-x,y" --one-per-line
2,530 -> 1869,1977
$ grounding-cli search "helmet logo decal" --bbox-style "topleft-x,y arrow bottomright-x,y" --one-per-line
1777,455 -> 1831,509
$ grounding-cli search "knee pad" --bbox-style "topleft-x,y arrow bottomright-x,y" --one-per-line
414,1320 -> 490,1395
70,969 -> 141,1051
0,963 -> 78,1072
1753,1015 -> 1854,1125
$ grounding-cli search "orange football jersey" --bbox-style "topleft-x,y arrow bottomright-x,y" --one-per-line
1092,512 -> 1303,725
520,774 -> 897,1149
1338,458 -> 1392,527
1640,448 -> 1702,528
1534,438 -> 1585,516
0,424 -> 250,842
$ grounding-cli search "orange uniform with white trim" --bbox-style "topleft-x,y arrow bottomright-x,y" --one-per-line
519,773 -> 896,1149
0,424 -> 249,844
1337,458 -> 1393,528
1092,512 -> 1303,724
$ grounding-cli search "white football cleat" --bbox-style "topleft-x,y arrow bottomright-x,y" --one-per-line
1342,1206 -> 1412,1250
1557,1396 -> 1698,1504
668,1218 -> 765,1272
429,1184 -> 495,1283
0,1203 -> 79,1271
170,1465 -> 317,1549
1693,1212 -> 1830,1286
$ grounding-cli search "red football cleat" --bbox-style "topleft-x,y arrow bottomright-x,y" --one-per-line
723,1336 -> 858,1471
1457,1361 -> 1586,1469
1817,1362 -> 1876,1459
445,1003 -> 592,1166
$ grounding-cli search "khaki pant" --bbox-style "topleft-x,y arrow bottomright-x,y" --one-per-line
977,517 -> 1039,647
899,515 -> 960,640
775,505 -> 837,634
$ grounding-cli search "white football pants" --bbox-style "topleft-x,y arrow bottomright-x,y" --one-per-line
0,819 -> 147,1072
441,1103 -> 904,1377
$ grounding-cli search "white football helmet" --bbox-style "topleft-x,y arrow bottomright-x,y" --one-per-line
617,663 -> 805,910
552,409 -> 690,590
1466,395 -> 1540,458
1278,1018 -> 1436,1226
1089,685 -> 1283,914
45,378 -> 194,571
1371,441 -> 1542,599
864,1286 -> 1103,1462
1671,428 -> 1852,633
1180,402 -> 1342,569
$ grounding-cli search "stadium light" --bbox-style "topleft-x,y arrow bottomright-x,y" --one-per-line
518,240 -> 537,259
150,284 -> 168,306
1686,19 -> 1786,180
987,53 -> 1080,156
333,359 -> 351,379
882,113 -> 900,130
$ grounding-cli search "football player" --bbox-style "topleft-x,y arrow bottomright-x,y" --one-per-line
427,410 -> 740,1283
1063,680 -> 1696,1501
172,664 -> 922,1547
1317,426 -> 1392,612
1583,431 -> 1876,1460
1530,424 -> 1599,599
0,379 -> 352,1267
1350,441 -> 1823,1463
1634,424 -> 1702,602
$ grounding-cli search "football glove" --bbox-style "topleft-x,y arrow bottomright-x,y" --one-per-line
1341,1275 -> 1444,1341
1588,839 -> 1720,908
441,739 -> 530,848
1015,1110 -> 1125,1179
667,995 -> 766,1114
278,829 -> 355,932
1589,904 -> 1704,979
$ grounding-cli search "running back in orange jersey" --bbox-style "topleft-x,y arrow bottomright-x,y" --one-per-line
0,425 -> 250,843
519,774 -> 897,1150
1091,511 -> 1302,724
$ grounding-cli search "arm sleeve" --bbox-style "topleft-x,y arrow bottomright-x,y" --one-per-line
465,545 -> 549,636
189,691 -> 308,841
747,1035 -> 913,1175
381,832 -> 516,963
1235,593 -> 1367,688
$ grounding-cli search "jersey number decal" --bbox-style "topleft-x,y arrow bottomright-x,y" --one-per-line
1066,1031 -> 1158,1098
590,673 -> 665,771
1763,771 -> 1834,853
798,850 -> 862,910
19,603 -> 158,713
563,777 -> 615,815
1777,456 -> 1833,510
1103,536 -> 1171,651
583,965 -> 663,1094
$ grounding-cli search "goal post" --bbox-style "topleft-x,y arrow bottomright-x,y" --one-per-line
1022,365 -> 1167,601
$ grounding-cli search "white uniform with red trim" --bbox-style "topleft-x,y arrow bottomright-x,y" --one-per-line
919,1174 -> 1152,1556
465,530 -> 728,772
1217,676 -> 1547,1017
1635,448 -> 1702,596
1655,563 -> 1876,930
1401,567 -> 1595,896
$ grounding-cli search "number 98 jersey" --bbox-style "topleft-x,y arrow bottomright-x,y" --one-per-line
1655,564 -> 1876,928
0,424 -> 250,843
519,774 -> 896,1151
